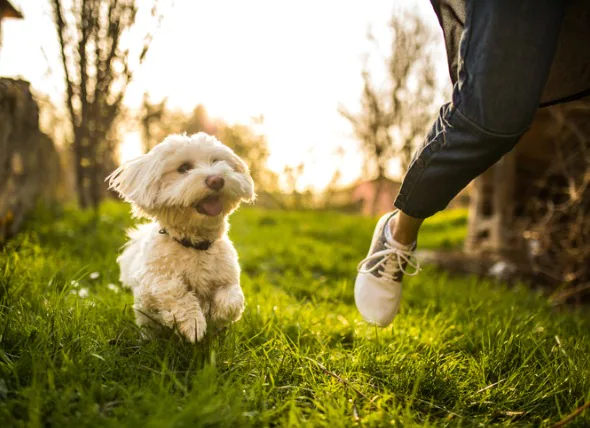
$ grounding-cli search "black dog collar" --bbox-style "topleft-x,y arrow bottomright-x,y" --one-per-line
159,228 -> 212,251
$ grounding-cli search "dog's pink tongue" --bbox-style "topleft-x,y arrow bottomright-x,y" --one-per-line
197,196 -> 223,216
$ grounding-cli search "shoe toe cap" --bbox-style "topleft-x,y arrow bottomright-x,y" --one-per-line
354,275 -> 402,327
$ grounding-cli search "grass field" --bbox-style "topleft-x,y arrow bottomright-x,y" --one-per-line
1,202 -> 589,427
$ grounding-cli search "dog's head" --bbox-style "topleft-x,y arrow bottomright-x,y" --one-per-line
108,133 -> 255,225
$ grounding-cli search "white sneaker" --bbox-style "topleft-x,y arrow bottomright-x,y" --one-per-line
355,211 -> 420,327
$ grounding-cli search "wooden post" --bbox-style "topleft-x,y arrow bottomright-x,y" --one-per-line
465,151 -> 517,256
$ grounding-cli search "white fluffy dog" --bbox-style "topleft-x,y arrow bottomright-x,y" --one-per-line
108,133 -> 255,342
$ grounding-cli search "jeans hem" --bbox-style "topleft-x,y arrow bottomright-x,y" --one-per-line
392,200 -> 434,220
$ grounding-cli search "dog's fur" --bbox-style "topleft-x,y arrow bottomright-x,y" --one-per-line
108,133 -> 255,342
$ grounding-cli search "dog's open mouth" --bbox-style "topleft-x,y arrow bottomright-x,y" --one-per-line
195,194 -> 223,216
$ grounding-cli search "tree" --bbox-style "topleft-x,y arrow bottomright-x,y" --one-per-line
340,11 -> 440,215
51,0 -> 165,208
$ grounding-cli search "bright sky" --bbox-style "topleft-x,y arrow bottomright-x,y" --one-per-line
0,0 -> 448,191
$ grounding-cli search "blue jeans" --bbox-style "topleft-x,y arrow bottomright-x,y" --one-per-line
394,0 -> 569,218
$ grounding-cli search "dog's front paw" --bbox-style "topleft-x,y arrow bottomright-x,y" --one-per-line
211,284 -> 245,326
160,305 -> 207,343
176,311 -> 207,343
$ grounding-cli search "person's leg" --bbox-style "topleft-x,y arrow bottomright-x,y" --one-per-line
356,0 -> 568,327
394,0 -> 568,223
392,212 -> 423,246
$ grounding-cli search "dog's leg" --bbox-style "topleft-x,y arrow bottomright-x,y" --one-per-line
210,283 -> 245,326
133,306 -> 160,340
135,276 -> 207,343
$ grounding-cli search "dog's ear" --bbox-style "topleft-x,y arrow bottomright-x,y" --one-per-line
107,152 -> 160,207
233,156 -> 256,203
241,173 -> 256,203
229,152 -> 248,174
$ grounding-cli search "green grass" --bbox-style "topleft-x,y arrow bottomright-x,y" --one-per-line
1,202 -> 589,427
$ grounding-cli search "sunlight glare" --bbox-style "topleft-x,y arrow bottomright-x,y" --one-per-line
118,132 -> 144,164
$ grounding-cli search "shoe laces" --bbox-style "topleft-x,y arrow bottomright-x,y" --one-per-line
357,242 -> 421,281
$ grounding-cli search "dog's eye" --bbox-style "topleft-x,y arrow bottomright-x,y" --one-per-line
211,158 -> 220,164
177,163 -> 192,173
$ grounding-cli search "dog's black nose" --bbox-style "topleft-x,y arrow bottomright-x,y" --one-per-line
206,175 -> 225,191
